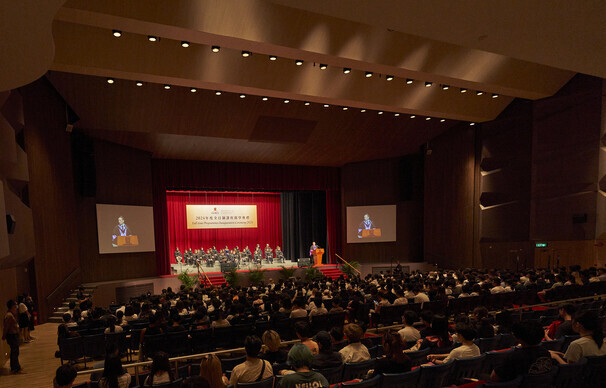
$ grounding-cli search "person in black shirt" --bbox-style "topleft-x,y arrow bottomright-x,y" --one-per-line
261,330 -> 288,365
370,331 -> 411,376
311,331 -> 343,369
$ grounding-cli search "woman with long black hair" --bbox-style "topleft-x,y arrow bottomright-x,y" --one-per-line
550,310 -> 606,364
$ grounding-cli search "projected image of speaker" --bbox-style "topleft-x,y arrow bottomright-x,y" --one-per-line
96,204 -> 155,254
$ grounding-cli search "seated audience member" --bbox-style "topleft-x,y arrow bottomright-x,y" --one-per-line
91,342 -> 122,382
295,321 -> 319,355
495,310 -> 514,334
229,335 -> 274,386
261,330 -> 288,364
115,310 -> 127,326
419,310 -> 434,337
329,298 -> 344,313
544,304 -> 576,340
123,305 -> 137,322
211,309 -> 231,328
330,326 -> 348,351
57,315 -> 79,346
54,364 -> 77,388
99,355 -> 131,388
144,352 -> 173,386
311,331 -> 343,369
104,316 -> 123,334
550,310 -> 606,364
427,323 -> 480,364
199,354 -> 229,388
166,313 -> 187,332
473,306 -> 495,338
412,286 -> 430,303
369,331 -> 411,376
339,324 -> 371,363
279,344 -> 329,388
309,296 -> 328,317
491,320 -> 554,382
414,315 -> 452,351
289,298 -> 308,318
397,310 -> 421,343
182,376 -> 211,388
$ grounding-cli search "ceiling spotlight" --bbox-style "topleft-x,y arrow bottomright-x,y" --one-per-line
295,59 -> 303,66
492,93 -> 499,98
410,115 -> 416,119
190,88 -> 197,93
441,85 -> 450,90
476,91 -> 484,96
343,67 -> 351,74
215,91 -> 222,96
135,81 -> 143,87
283,99 -> 290,103
164,84 -> 171,90
319,64 -> 327,70
323,104 -> 329,108
106,78 -> 115,84
262,96 -> 268,101
378,111 -> 384,115
406,78 -> 414,85
440,119 -> 446,122
425,81 -> 433,87
470,122 -> 476,126
425,117 -> 431,120
148,36 -> 158,42
360,109 -> 366,113
181,41 -> 190,48
112,30 -> 122,38
386,75 -> 394,81
211,46 -> 220,53
460,88 -> 468,93
240,94 -> 246,98
365,71 -> 373,78
269,55 -> 277,61
304,101 -> 310,106
342,107 -> 348,111
394,113 -> 400,117
242,51 -> 251,57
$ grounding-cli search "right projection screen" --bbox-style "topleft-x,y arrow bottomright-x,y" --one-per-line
346,205 -> 397,243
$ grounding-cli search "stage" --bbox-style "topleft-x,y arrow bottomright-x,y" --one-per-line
169,258 -> 301,276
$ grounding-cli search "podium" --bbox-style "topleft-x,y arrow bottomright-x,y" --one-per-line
312,248 -> 324,266
117,235 -> 139,246
361,228 -> 381,238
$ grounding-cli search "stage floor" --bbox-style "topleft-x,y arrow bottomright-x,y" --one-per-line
170,259 -> 301,275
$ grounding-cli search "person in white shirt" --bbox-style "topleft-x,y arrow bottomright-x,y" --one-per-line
339,324 -> 371,363
398,311 -> 421,343
427,323 -> 480,364
413,287 -> 430,304
550,310 -> 606,364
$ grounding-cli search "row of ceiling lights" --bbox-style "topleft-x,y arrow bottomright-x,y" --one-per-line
110,30 -> 498,99
105,77 -> 479,125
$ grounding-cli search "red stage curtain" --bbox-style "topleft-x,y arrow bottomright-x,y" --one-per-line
152,160 -> 341,275
166,191 -> 282,263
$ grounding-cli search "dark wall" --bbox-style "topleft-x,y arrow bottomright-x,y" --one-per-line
341,155 -> 424,263
76,138 -> 156,283
21,78 -> 82,321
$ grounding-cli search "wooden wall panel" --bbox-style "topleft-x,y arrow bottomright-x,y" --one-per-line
341,156 -> 423,264
21,78 -> 82,321
77,139 -> 156,283
423,123 -> 476,268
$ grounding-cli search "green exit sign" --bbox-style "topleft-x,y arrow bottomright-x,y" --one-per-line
535,243 -> 548,248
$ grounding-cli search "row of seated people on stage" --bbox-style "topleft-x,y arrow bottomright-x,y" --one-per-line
174,244 -> 286,267
56,291 -> 606,388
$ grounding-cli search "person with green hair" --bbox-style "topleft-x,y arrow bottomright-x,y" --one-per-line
279,344 -> 329,388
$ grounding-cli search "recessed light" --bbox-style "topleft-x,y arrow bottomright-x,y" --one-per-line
410,115 -> 416,118
470,122 -> 476,126
295,60 -> 303,66
442,85 -> 449,90
304,101 -> 310,106
319,64 -> 327,70
106,78 -> 115,84
112,30 -> 122,38
148,36 -> 158,42
211,46 -> 220,53
492,93 -> 499,99
460,88 -> 468,93
394,113 -> 400,117
440,119 -> 446,122
386,75 -> 394,81
164,84 -> 171,89
283,99 -> 290,103
343,68 -> 351,74
342,107 -> 348,111
426,117 -> 431,120
240,94 -> 246,98
135,81 -> 143,87
365,71 -> 373,78
406,79 -> 414,84
360,109 -> 366,113
215,91 -> 222,96
262,96 -> 268,101
190,88 -> 197,93
181,41 -> 190,48
323,104 -> 329,108
425,81 -> 433,87
242,51 -> 251,57
476,91 -> 484,96
378,111 -> 384,115
269,55 -> 277,61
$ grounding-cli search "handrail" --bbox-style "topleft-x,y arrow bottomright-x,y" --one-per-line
195,261 -> 212,287
506,292 -> 606,312
335,254 -> 361,275
46,267 -> 81,303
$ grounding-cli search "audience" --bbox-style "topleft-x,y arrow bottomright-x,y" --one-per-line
370,331 -> 411,375
144,351 -> 173,386
550,310 -> 606,364
397,310 -> 421,343
229,336 -> 274,386
261,330 -> 288,364
199,354 -> 228,388
311,331 -> 343,369
279,344 -> 329,388
54,365 -> 77,388
295,321 -> 319,355
427,323 -> 479,364
98,355 -> 131,388
339,324 -> 370,363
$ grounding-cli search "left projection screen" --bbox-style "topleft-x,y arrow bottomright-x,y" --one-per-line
96,204 -> 156,254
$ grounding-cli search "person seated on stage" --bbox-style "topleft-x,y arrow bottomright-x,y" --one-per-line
275,246 -> 285,263
295,321 -> 319,355
289,298 -> 308,318
265,244 -> 273,264
339,324 -> 370,363
175,247 -> 182,264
